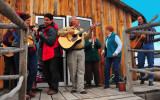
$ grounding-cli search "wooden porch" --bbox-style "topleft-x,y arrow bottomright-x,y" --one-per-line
1,80 -> 160,100
24,81 -> 160,100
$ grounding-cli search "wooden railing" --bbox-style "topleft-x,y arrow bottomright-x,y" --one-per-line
0,0 -> 28,100
123,21 -> 160,93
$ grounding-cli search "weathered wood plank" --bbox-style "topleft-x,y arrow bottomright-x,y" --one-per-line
75,0 -> 78,16
31,89 -> 41,100
117,7 -> 126,77
59,87 -> 78,100
110,2 -> 117,34
0,75 -> 19,81
47,0 -> 54,14
15,0 -> 22,12
68,0 -> 75,16
0,48 -> 25,56
40,88 -> 52,100
115,96 -> 144,100
78,0 -> 84,17
59,0 -> 69,16
125,21 -> 160,32
65,87 -> 100,99
18,29 -> 28,100
0,76 -> 23,100
30,0 -> 34,25
0,56 -> 5,88
52,92 -> 66,100
122,23 -> 134,93
84,0 -> 92,18
0,23 -> 19,29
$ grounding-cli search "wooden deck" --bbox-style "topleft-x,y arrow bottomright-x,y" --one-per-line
30,82 -> 146,100
1,81 -> 160,100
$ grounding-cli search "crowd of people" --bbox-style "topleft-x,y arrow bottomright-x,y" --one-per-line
2,11 -> 156,99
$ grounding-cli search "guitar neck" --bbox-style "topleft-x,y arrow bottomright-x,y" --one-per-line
77,27 -> 91,35
76,23 -> 101,36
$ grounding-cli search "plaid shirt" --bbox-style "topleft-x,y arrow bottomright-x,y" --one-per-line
130,27 -> 156,43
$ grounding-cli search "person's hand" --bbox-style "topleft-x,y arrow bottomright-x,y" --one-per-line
101,51 -> 104,56
33,27 -> 38,34
8,35 -> 13,44
67,30 -> 75,35
90,25 -> 95,30
94,37 -> 96,42
113,53 -> 117,57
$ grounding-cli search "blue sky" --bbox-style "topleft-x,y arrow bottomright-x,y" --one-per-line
121,0 -> 160,50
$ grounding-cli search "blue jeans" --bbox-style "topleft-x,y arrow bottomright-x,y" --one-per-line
27,51 -> 38,92
13,51 -> 38,92
104,57 -> 121,86
13,52 -> 19,74
138,44 -> 154,81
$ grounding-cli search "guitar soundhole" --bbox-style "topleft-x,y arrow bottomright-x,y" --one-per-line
71,37 -> 78,42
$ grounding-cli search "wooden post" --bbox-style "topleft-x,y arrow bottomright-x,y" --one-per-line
123,30 -> 133,93
18,29 -> 28,100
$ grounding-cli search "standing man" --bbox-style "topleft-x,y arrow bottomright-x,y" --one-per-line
130,15 -> 156,86
58,16 -> 95,94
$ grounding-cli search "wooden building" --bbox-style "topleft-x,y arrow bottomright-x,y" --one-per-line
0,0 -> 141,88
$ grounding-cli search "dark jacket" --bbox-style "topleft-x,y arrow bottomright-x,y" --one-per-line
84,39 -> 101,62
3,30 -> 13,47
39,25 -> 62,61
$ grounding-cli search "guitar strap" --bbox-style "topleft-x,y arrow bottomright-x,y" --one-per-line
13,32 -> 20,43
77,28 -> 82,37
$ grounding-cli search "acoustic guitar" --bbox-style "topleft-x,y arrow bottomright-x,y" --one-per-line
130,34 -> 146,49
28,30 -> 36,47
58,23 -> 101,50
130,14 -> 158,49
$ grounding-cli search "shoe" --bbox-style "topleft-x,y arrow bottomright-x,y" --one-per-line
3,89 -> 10,93
116,85 -> 119,88
104,86 -> 109,89
149,81 -> 153,86
80,91 -> 87,94
27,91 -> 36,97
32,88 -> 42,92
71,90 -> 76,93
140,79 -> 145,84
85,84 -> 91,87
26,95 -> 30,100
47,90 -> 57,95
96,83 -> 102,87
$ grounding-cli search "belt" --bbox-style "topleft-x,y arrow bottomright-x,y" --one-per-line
72,48 -> 84,51
143,42 -> 152,44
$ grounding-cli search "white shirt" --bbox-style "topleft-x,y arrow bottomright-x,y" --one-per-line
103,32 -> 123,55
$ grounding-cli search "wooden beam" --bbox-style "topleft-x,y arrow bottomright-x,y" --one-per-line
75,0 -> 78,16
0,76 -> 24,100
0,23 -> 19,29
0,0 -> 28,30
0,75 -> 19,81
123,30 -> 134,93
145,67 -> 160,71
130,68 -> 160,77
128,49 -> 160,53
126,21 -> 160,32
18,29 -> 28,100
129,31 -> 160,35
0,48 -> 25,56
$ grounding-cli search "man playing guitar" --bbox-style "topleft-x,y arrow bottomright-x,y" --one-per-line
58,16 -> 95,94
130,15 -> 156,86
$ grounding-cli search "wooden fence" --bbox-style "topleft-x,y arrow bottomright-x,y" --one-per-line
123,21 -> 160,93
0,0 -> 28,100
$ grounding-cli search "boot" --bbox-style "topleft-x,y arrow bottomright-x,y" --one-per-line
149,81 -> 153,86
140,78 -> 145,84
